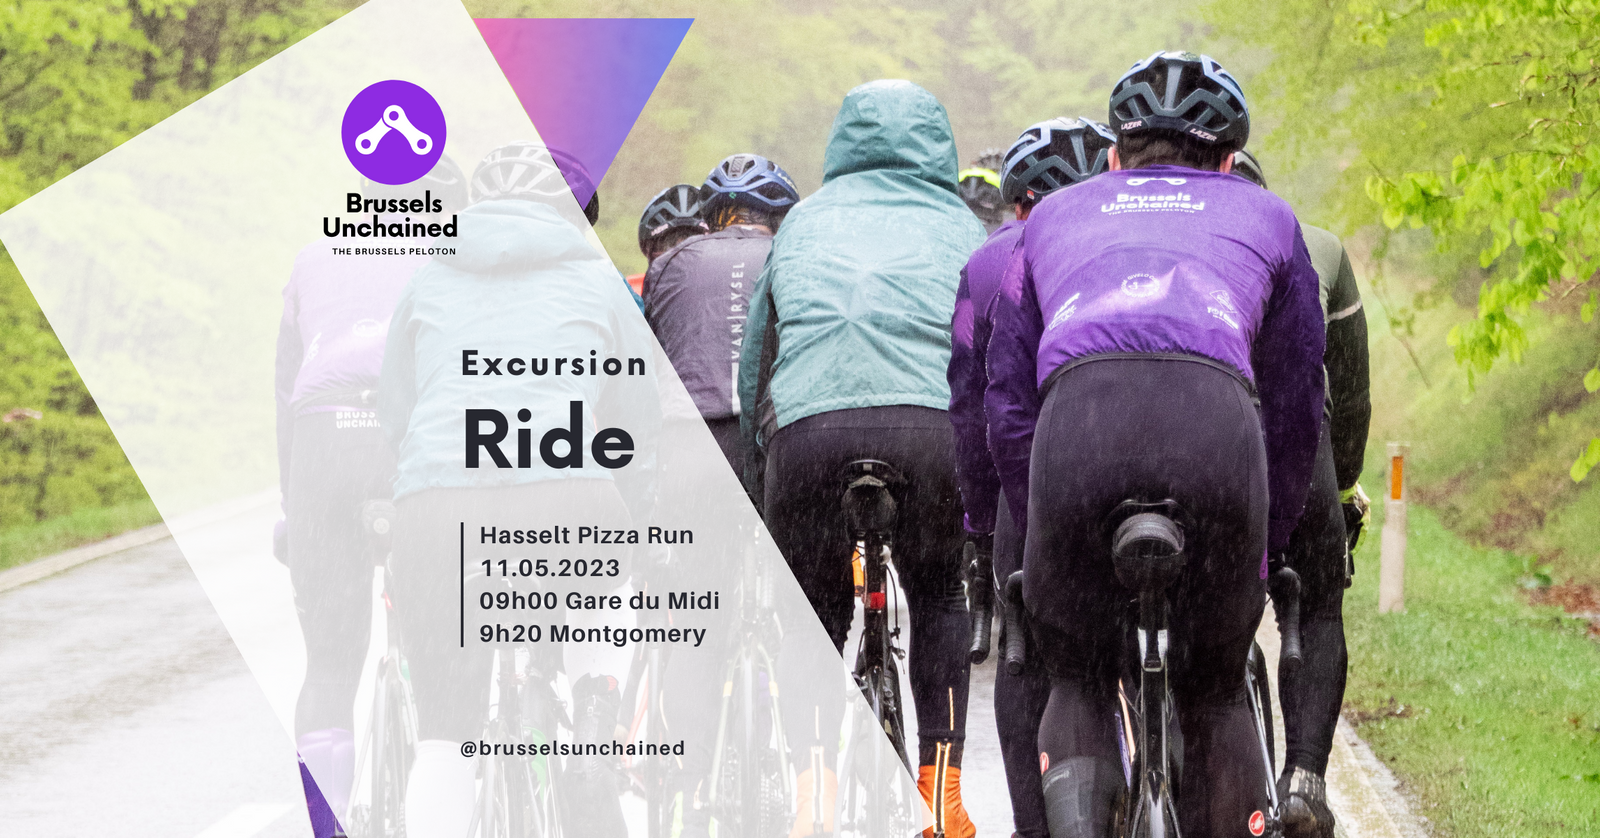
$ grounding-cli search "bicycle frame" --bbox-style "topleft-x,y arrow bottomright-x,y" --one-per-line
349,566 -> 416,838
1127,590 -> 1182,838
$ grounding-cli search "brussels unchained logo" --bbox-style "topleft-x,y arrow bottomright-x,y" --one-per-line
341,79 -> 447,184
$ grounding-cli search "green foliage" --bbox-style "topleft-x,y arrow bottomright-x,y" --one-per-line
1212,0 -> 1599,480
0,0 -> 347,536
472,0 -> 1215,276
1345,504 -> 1600,835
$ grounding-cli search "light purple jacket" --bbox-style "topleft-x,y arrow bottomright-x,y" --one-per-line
985,166 -> 1325,551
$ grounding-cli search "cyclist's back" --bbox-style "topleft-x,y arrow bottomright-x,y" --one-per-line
646,154 -> 796,475
739,79 -> 985,838
378,142 -> 659,838
986,52 -> 1325,838
275,159 -> 465,838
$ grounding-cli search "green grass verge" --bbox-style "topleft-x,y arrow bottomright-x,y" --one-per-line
1346,503 -> 1600,835
0,498 -> 163,572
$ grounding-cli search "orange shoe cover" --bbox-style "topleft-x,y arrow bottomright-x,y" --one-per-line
787,767 -> 838,838
918,758 -> 976,838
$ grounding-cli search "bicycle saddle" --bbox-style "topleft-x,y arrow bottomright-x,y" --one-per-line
1106,499 -> 1189,592
841,459 -> 904,534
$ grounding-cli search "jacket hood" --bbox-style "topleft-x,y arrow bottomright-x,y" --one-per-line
822,80 -> 961,192
436,199 -> 598,274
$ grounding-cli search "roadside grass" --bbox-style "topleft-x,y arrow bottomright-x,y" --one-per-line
0,498 -> 162,572
1346,503 -> 1600,836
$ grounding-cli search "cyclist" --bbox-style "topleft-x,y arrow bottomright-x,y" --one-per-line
739,79 -> 986,838
1232,149 -> 1371,838
275,157 -> 466,838
644,154 -> 797,477
948,117 -> 1114,838
958,148 -> 1007,234
640,153 -> 798,836
985,51 -> 1325,837
377,141 -> 659,838
630,183 -> 710,295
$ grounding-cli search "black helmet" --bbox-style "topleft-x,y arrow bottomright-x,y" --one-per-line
701,154 -> 800,216
638,184 -> 709,254
1109,51 -> 1249,149
362,155 -> 468,213
1231,149 -> 1267,188
1000,117 -> 1116,205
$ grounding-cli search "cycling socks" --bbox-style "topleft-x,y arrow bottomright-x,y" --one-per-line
1039,756 -> 1121,838
404,739 -> 476,838
297,728 -> 353,838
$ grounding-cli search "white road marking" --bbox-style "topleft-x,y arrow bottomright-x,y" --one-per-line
193,803 -> 295,838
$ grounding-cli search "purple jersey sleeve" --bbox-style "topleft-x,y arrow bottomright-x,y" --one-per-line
984,240 -> 1045,536
948,266 -> 1000,533
1256,226 -> 1327,551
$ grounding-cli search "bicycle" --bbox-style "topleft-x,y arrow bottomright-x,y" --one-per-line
832,459 -> 917,838
348,501 -> 414,838
1004,499 -> 1301,838
703,525 -> 792,838
619,569 -> 675,838
467,576 -> 570,838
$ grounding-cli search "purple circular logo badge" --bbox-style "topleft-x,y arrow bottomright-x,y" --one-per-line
341,80 -> 446,185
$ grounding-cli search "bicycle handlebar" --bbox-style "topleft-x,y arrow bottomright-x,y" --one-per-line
965,540 -> 994,663
1268,564 -> 1303,673
1002,571 -> 1027,676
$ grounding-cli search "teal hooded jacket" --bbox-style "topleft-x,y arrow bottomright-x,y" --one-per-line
378,199 -> 659,513
738,80 -> 986,464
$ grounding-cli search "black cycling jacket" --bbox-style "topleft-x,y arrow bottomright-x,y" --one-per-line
1303,224 -> 1371,492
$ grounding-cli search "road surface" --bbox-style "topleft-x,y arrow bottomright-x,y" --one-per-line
0,532 -> 1425,837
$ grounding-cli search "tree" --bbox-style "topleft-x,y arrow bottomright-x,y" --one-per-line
1210,0 -> 1600,481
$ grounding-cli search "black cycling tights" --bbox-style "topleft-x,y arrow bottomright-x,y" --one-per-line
1025,358 -> 1269,838
1281,423 -> 1349,776
763,406 -> 971,767
285,412 -> 394,736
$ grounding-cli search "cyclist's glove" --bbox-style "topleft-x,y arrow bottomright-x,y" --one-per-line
1340,483 -> 1370,555
963,533 -> 995,663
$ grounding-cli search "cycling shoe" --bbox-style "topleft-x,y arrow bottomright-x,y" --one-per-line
1278,766 -> 1335,838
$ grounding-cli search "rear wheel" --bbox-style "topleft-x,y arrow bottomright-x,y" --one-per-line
366,657 -> 414,838
837,660 -> 913,838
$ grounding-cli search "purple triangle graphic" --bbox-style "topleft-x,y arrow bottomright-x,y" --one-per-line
476,18 -> 692,206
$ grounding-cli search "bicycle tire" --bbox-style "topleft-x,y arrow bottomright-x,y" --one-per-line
834,660 -> 914,838
365,656 -> 415,838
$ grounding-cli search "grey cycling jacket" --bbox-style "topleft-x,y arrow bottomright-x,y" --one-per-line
642,226 -> 773,421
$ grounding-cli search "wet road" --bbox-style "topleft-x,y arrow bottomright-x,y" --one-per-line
0,532 -> 1419,838
0,538 -> 310,837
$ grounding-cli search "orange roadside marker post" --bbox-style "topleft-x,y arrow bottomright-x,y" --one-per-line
1379,442 -> 1409,614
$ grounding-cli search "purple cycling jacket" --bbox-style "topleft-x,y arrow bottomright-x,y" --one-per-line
948,219 -> 1023,534
986,165 -> 1325,551
275,239 -> 428,502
